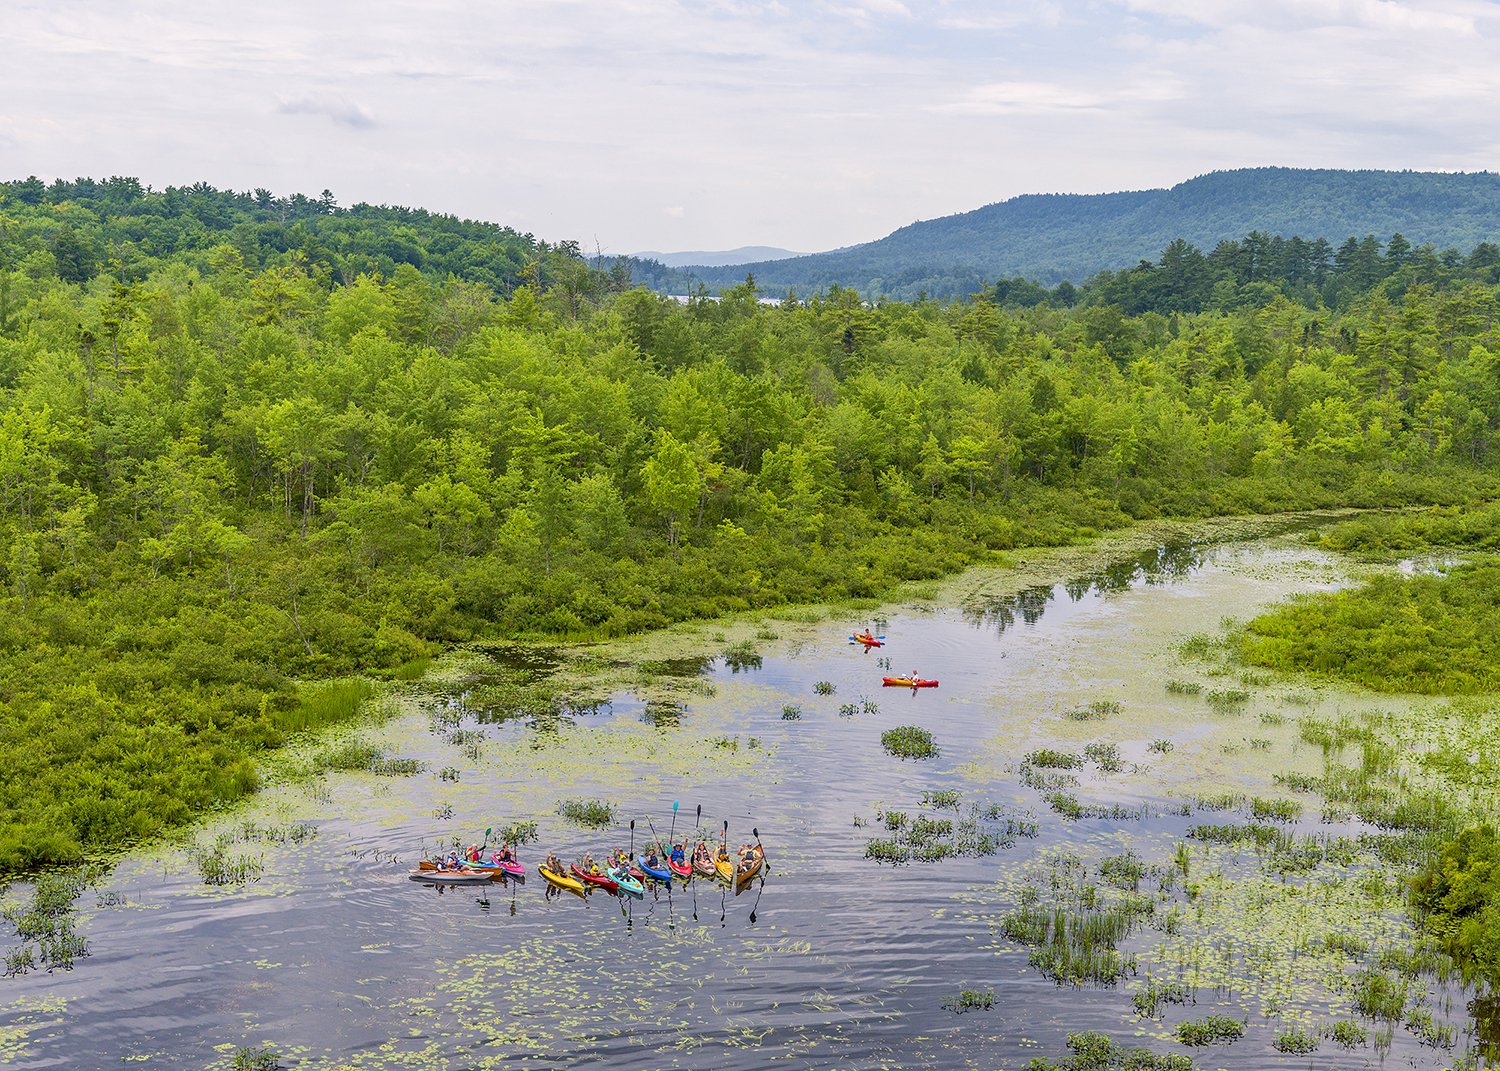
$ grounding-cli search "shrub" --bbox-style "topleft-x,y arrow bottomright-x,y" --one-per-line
1410,824 -> 1500,985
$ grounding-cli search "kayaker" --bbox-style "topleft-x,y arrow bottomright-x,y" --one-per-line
546,850 -> 564,875
497,841 -> 514,864
582,850 -> 597,872
859,628 -> 875,641
670,842 -> 686,866
445,851 -> 461,870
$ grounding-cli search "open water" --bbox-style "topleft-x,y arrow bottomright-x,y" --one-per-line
0,532 -> 1478,1069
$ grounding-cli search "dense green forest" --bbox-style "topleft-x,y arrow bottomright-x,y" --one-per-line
686,168 -> 1500,298
3,175 -> 1500,873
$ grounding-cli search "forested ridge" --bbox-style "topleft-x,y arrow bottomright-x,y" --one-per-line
3,175 -> 1500,872
684,168 -> 1500,299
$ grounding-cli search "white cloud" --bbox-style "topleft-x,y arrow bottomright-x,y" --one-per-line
276,94 -> 379,129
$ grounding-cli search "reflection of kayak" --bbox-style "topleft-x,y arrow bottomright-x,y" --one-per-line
540,866 -> 587,895
883,677 -> 938,688
572,864 -> 618,893
851,634 -> 884,647
409,869 -> 491,885
610,867 -> 644,897
637,857 -> 673,885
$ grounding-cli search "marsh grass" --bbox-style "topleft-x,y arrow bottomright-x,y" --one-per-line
1327,1020 -> 1368,1049
1148,739 -> 1173,753
1174,1015 -> 1245,1046
1001,902 -> 1141,987
392,656 -> 432,681
312,741 -> 383,772
1028,1032 -> 1191,1071
276,679 -> 378,733
1205,689 -> 1250,712
499,819 -> 539,845
1132,978 -> 1191,1018
921,789 -> 962,810
233,1046 -> 280,1071
941,988 -> 995,1013
1027,749 -> 1083,769
882,726 -> 938,759
813,681 -> 834,696
780,704 -> 803,720
371,757 -> 422,775
1273,1027 -> 1318,1055
1249,797 -> 1302,822
1165,680 -> 1201,695
1084,742 -> 1123,773
1349,968 -> 1408,1020
555,798 -> 615,827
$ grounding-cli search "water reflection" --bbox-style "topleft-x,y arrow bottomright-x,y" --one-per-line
965,541 -> 1210,634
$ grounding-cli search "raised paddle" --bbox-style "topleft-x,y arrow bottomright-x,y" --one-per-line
669,800 -> 679,845
629,819 -> 635,861
695,803 -> 702,830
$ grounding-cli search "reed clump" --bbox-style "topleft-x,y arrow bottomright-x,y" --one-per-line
276,679 -> 377,733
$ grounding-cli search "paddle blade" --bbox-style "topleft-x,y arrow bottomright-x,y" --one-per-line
630,820 -> 635,829
753,828 -> 759,838
673,800 -> 679,812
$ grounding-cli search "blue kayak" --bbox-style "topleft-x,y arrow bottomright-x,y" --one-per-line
637,855 -> 673,886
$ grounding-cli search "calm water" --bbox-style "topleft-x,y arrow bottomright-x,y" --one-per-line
0,536 -> 1471,1069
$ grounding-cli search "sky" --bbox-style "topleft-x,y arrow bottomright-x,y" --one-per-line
3,0 -> 1500,255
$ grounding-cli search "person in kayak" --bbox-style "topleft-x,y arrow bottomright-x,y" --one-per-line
582,849 -> 598,873
670,842 -> 686,866
693,841 -> 712,870
445,851 -> 462,870
545,850 -> 564,875
496,841 -> 514,864
859,628 -> 876,641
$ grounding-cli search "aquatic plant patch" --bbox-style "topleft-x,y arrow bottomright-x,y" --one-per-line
555,798 -> 616,827
1026,1031 -> 1192,1071
1244,558 -> 1500,693
1174,1015 -> 1245,1046
882,726 -> 939,759
1027,749 -> 1084,769
940,988 -> 994,1013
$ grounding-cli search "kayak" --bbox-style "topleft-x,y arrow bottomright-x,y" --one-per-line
540,866 -> 587,896
609,867 -> 645,898
637,856 -> 673,885
409,869 -> 492,885
497,860 -> 525,879
693,853 -> 717,878
421,860 -> 506,876
716,851 -> 765,885
572,864 -> 619,893
668,857 -> 693,880
883,677 -> 938,688
736,851 -> 766,884
851,634 -> 884,647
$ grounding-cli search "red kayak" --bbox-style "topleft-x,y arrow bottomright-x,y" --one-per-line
668,857 -> 693,879
571,864 -> 619,893
852,633 -> 883,647
883,676 -> 938,688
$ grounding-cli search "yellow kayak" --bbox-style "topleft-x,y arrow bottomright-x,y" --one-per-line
540,866 -> 586,896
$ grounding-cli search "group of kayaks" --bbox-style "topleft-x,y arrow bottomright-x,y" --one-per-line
849,631 -> 939,688
409,841 -> 766,898
539,842 -> 766,899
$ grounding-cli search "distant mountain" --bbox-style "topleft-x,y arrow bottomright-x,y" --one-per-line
629,245 -> 806,268
680,168 -> 1500,300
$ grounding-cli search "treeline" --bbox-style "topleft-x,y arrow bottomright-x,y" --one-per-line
1083,232 -> 1500,316
3,178 -> 1500,870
